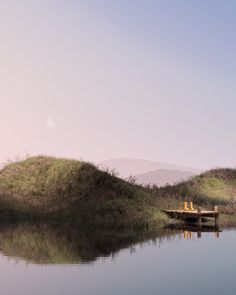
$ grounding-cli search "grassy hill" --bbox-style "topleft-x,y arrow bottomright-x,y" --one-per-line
160,168 -> 236,204
0,156 -> 235,228
0,156 -> 169,228
157,168 -> 236,227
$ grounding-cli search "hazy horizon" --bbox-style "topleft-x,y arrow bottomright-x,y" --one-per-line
1,1 -> 236,170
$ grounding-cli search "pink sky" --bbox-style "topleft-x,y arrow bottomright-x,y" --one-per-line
1,1 -> 236,169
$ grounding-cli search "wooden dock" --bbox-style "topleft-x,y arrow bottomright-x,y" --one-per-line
165,207 -> 220,227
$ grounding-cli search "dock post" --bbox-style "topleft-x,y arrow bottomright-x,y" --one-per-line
197,208 -> 202,227
214,206 -> 219,228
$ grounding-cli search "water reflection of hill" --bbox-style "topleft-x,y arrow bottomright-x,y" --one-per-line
0,223 -> 177,265
0,223 -> 221,265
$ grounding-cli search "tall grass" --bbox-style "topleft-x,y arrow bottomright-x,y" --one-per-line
0,156 -> 236,228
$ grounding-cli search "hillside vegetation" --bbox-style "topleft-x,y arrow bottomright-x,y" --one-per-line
0,157 -> 235,228
160,168 -> 236,204
157,168 -> 236,227
0,156 -> 168,228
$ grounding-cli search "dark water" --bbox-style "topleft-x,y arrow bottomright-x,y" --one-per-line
0,223 -> 235,295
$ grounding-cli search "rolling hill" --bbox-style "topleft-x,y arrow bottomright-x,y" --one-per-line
0,156 -> 169,228
0,156 -> 235,228
163,168 -> 236,204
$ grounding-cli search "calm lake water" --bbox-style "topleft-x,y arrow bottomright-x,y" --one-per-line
0,223 -> 235,295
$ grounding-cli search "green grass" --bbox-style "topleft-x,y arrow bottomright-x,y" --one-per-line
160,168 -> 236,205
1,157 -> 236,228
0,156 -> 169,229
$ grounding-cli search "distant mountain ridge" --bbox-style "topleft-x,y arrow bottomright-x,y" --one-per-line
135,169 -> 194,186
100,158 -> 201,178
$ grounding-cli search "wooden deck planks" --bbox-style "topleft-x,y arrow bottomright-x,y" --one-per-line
164,209 -> 220,227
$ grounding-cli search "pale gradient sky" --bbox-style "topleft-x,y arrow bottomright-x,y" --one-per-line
1,0 -> 236,169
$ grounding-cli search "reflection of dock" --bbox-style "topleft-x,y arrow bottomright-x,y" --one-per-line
181,224 -> 221,239
167,224 -> 222,239
181,224 -> 221,233
165,206 -> 220,227
179,230 -> 220,239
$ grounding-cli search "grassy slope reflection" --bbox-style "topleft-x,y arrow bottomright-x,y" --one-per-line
0,222 -> 176,264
